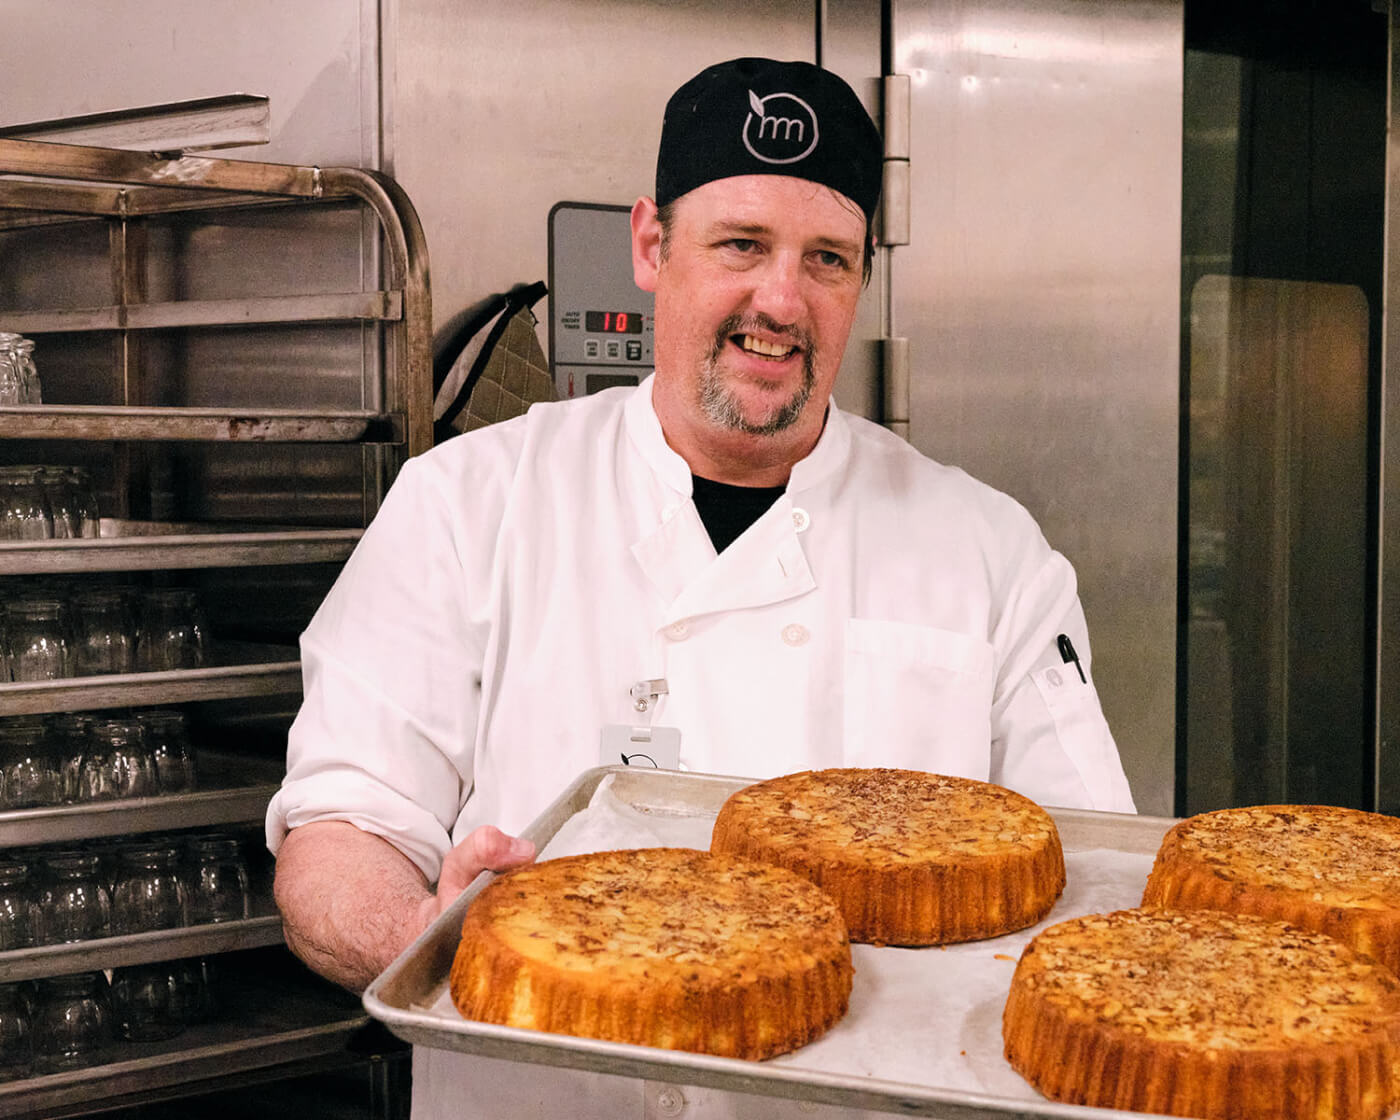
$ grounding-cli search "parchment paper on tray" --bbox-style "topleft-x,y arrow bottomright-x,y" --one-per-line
427,771 -> 1157,1102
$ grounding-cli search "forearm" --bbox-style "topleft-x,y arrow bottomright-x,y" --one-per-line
274,820 -> 434,993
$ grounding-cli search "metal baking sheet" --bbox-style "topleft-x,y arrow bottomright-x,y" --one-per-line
363,765 -> 1178,1119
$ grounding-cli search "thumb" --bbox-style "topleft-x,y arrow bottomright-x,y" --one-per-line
436,825 -> 536,913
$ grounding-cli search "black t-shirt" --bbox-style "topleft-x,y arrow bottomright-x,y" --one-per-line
690,474 -> 786,553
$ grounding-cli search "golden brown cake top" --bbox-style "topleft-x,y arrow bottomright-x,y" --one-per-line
461,847 -> 849,981
1016,908 -> 1400,1048
1160,805 -> 1400,908
717,768 -> 1057,864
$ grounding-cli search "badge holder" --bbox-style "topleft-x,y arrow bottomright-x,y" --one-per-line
600,678 -> 681,769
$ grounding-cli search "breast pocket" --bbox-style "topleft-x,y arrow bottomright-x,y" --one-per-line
842,619 -> 995,779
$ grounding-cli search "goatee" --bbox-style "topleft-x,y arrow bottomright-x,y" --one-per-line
698,313 -> 816,435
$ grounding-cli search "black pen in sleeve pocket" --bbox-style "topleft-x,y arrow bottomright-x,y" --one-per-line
1056,634 -> 1087,683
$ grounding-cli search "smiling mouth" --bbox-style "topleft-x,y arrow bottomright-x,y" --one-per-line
736,333 -> 798,361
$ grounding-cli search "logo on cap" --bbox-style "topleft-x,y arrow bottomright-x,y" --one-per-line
742,88 -> 819,165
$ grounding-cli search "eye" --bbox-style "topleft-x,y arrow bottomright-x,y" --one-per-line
813,249 -> 851,271
724,238 -> 761,254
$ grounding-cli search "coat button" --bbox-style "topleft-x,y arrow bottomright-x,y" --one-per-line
791,507 -> 810,532
781,623 -> 809,647
665,621 -> 690,641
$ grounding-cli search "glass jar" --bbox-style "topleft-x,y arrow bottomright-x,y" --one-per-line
169,957 -> 215,1025
38,850 -> 110,944
4,595 -> 69,680
111,842 -> 187,935
0,718 -> 61,809
133,709 -> 196,794
78,718 -> 156,801
0,858 -> 41,951
42,467 -> 99,540
0,336 -> 23,406
71,589 -> 136,676
108,963 -> 184,1043
0,981 -> 33,1081
8,336 -> 40,405
135,588 -> 208,672
185,835 -> 249,924
45,711 -> 92,804
0,465 -> 52,540
32,973 -> 108,1073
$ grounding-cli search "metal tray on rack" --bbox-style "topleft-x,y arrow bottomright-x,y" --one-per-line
0,746 -> 283,847
0,641 -> 300,716
0,959 -> 369,1119
364,765 -> 1176,1119
0,909 -> 285,983
0,519 -> 363,574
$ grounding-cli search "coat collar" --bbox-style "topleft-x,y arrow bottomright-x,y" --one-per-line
624,376 -> 841,622
623,374 -> 852,498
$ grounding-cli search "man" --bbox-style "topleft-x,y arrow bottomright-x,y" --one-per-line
269,57 -> 1135,1117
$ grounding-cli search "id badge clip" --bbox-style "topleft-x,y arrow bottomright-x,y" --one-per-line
600,678 -> 681,769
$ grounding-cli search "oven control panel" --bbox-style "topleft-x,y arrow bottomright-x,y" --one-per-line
548,202 -> 655,398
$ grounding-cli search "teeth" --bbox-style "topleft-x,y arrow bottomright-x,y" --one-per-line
740,334 -> 795,358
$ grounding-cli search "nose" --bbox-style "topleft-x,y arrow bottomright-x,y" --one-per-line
748,250 -> 805,326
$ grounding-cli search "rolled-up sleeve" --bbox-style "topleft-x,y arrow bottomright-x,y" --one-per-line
265,443 -> 507,883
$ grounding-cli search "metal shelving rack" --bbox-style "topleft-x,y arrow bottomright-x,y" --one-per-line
0,136 -> 429,1117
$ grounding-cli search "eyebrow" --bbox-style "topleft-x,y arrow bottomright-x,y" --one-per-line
707,220 -> 863,258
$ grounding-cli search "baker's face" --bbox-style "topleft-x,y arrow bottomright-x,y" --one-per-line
632,175 -> 867,481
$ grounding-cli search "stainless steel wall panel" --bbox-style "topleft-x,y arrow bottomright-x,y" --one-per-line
0,0 -> 381,168
891,0 -> 1182,814
388,0 -> 881,418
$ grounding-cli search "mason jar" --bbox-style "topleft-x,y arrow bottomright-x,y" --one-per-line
11,337 -> 40,405
133,709 -> 196,794
71,588 -> 136,676
108,962 -> 184,1043
4,595 -> 70,681
184,834 -> 249,924
45,711 -> 92,804
0,717 -> 61,809
135,588 -> 208,672
32,973 -> 108,1073
0,981 -> 33,1080
0,857 -> 41,951
38,850 -> 111,945
78,718 -> 156,801
111,842 -> 188,935
0,466 -> 52,541
0,337 -> 22,406
42,467 -> 99,540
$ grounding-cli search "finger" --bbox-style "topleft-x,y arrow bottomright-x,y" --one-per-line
437,826 -> 536,907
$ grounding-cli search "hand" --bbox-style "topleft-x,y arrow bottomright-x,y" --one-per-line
414,825 -> 536,934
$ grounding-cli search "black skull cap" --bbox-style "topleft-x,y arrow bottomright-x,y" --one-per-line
655,57 -> 883,222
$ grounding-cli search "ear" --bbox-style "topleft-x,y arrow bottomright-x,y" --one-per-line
631,196 -> 662,293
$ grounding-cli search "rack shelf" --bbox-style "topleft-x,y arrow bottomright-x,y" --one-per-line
0,405 -> 402,444
0,291 -> 402,335
0,749 -> 281,846
0,965 -> 369,1120
1,913 -> 286,983
0,521 -> 362,574
0,645 -> 301,716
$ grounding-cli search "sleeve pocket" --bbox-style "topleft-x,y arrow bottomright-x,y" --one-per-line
843,619 -> 995,778
1030,665 -> 1135,811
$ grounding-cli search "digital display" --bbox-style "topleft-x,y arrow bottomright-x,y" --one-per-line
585,310 -> 643,335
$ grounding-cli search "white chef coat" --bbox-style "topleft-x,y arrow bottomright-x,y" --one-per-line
266,375 -> 1134,1120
